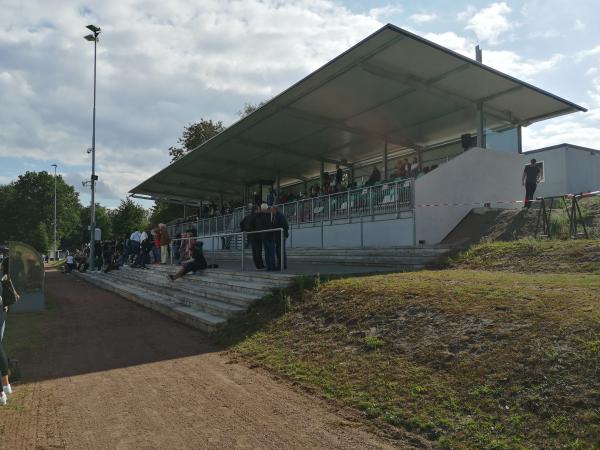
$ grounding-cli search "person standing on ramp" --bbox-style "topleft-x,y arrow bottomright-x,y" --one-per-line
522,158 -> 541,208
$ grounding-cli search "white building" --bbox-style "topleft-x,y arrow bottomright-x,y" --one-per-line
522,144 -> 600,198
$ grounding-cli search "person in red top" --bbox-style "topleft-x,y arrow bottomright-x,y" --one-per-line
159,223 -> 171,264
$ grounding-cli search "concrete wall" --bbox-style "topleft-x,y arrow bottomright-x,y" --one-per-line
288,213 -> 415,248
415,147 -> 523,245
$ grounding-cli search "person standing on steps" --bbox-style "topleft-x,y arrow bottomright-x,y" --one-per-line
257,203 -> 277,271
522,158 -> 541,208
241,205 -> 265,270
159,224 -> 171,264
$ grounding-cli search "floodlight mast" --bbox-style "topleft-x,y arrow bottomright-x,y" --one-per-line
51,164 -> 58,260
84,24 -> 101,268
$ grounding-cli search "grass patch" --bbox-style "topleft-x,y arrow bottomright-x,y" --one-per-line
451,238 -> 600,273
231,268 -> 600,448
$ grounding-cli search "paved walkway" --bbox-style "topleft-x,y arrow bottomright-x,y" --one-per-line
0,270 -> 407,449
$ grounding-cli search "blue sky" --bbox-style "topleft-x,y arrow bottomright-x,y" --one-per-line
1,0 -> 599,208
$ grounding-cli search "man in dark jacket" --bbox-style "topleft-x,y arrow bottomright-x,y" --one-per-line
241,206 -> 265,269
256,203 -> 277,271
272,206 -> 289,270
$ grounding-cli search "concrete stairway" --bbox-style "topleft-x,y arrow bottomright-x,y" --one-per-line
77,265 -> 296,333
203,246 -> 450,268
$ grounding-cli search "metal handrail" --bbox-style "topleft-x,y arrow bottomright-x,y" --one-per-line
169,228 -> 285,272
168,178 -> 414,238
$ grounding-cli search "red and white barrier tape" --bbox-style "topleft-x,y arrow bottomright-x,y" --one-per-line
415,188 -> 600,208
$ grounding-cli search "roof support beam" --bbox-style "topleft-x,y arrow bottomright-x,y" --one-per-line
359,60 -> 523,125
236,137 -> 350,166
284,106 -> 413,147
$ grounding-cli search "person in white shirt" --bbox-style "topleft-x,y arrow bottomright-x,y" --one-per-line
65,254 -> 75,273
410,157 -> 419,177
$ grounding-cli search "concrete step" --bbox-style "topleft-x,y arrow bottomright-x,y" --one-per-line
146,265 -> 296,287
78,272 -> 226,332
117,266 -> 277,296
100,269 -> 261,311
98,271 -> 248,317
204,253 -> 438,266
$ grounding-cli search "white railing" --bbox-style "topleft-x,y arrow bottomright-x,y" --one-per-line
167,178 -> 413,238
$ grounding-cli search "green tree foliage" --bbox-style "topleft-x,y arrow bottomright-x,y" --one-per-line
168,119 -> 225,162
62,204 -> 114,250
31,222 -> 49,254
238,100 -> 267,118
111,198 -> 148,237
0,171 -> 82,250
148,201 -> 189,227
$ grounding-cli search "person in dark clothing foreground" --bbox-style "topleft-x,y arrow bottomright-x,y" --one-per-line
256,204 -> 277,271
240,206 -> 265,269
522,158 -> 542,208
167,241 -> 218,281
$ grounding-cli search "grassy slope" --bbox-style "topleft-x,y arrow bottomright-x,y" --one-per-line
226,242 -> 600,449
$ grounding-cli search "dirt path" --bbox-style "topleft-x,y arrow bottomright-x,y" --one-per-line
0,271 -> 403,449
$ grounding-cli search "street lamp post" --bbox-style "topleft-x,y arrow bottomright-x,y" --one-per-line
51,164 -> 58,260
84,24 -> 101,269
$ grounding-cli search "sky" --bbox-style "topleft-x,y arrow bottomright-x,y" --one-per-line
1,0 -> 599,208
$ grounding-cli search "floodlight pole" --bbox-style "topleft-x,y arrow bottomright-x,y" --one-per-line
85,25 -> 101,269
51,164 -> 58,260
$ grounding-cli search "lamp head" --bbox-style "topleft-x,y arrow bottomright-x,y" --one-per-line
86,24 -> 101,33
84,34 -> 97,42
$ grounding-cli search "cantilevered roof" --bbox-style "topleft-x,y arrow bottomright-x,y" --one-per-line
131,24 -> 586,202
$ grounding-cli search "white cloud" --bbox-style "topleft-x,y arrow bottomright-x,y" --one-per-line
585,67 -> 598,77
423,31 -> 563,79
574,19 -> 586,31
369,5 -> 402,20
409,12 -> 437,24
484,51 -> 564,79
457,5 -> 477,21
0,0 -> 385,207
464,2 -> 514,45
575,44 -> 600,62
523,76 -> 600,151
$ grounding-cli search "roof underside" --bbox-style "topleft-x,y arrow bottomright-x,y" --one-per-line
131,24 -> 585,202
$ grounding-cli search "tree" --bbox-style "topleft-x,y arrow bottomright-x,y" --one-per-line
238,100 -> 267,118
61,204 -> 114,249
31,223 -> 49,254
148,201 -> 188,227
111,198 -> 148,237
168,119 -> 225,162
0,171 -> 82,248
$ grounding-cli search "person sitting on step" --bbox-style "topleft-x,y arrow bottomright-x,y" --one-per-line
167,241 -> 218,281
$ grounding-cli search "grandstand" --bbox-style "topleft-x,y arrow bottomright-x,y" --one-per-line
130,24 -> 584,252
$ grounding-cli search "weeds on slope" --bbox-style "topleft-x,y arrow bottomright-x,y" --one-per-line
232,270 -> 600,449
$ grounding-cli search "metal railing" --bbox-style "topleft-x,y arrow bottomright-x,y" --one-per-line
169,228 -> 285,272
167,178 -> 414,238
